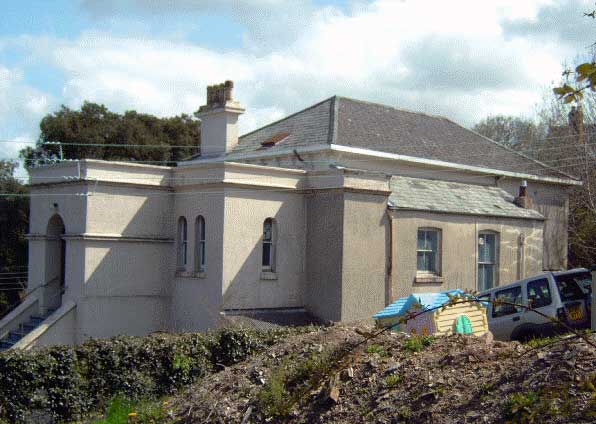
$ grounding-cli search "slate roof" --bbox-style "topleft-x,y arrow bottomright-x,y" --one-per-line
388,176 -> 544,220
373,289 -> 466,319
232,96 -> 572,180
233,98 -> 334,154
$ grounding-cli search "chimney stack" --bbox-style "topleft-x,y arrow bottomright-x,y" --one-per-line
568,105 -> 586,146
197,80 -> 245,157
514,180 -> 534,209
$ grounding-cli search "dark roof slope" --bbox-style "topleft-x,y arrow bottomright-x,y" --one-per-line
232,96 -> 572,179
233,97 -> 334,154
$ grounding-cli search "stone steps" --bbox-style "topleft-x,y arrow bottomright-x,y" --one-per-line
0,309 -> 55,352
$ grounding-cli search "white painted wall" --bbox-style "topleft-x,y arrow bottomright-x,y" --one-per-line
222,190 -> 307,310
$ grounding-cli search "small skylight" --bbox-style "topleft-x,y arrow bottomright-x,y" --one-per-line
261,131 -> 290,147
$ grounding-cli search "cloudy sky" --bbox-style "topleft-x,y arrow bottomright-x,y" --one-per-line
1,0 -> 594,166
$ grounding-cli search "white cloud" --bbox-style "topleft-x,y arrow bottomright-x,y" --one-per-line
80,0 -> 325,52
0,65 -> 52,159
5,0 -> 588,146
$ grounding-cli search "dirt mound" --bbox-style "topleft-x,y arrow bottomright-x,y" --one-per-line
170,325 -> 596,423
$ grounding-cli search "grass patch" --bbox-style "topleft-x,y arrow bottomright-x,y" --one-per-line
366,344 -> 389,357
93,396 -> 171,424
385,374 -> 401,389
257,347 -> 344,418
403,335 -> 435,353
257,367 -> 293,417
523,335 -> 561,349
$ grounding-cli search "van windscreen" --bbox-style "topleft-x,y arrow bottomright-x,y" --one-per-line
554,273 -> 588,301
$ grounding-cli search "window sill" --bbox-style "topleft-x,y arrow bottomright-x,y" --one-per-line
175,270 -> 193,278
195,271 -> 207,279
415,274 -> 443,284
260,271 -> 278,281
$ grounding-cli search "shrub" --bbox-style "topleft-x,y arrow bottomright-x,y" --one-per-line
0,326 -> 315,422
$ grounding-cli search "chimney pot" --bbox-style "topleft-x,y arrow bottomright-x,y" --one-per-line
519,180 -> 527,197
514,180 -> 533,209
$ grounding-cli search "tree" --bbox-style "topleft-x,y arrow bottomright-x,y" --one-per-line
472,115 -> 541,149
20,102 -> 201,167
8,103 -> 200,316
0,161 -> 29,317
476,3 -> 596,268
474,83 -> 596,268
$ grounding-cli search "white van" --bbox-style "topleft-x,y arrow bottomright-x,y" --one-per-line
478,268 -> 591,341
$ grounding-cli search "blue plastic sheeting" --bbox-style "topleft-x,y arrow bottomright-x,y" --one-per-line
373,289 -> 466,319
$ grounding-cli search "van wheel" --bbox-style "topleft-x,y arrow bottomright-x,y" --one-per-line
513,329 -> 537,342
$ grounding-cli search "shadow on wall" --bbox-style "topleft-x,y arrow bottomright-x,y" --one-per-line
71,187 -> 175,340
43,214 -> 65,313
222,191 -> 306,312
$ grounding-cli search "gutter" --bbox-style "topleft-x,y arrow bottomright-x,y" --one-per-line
177,144 -> 331,166
181,143 -> 581,186
329,144 -> 582,187
387,206 -> 545,221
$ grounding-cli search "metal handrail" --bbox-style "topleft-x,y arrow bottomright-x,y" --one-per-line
1,277 -> 63,323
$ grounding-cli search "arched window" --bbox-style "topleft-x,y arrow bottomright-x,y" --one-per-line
478,231 -> 499,291
177,217 -> 188,270
262,218 -> 276,271
195,216 -> 206,272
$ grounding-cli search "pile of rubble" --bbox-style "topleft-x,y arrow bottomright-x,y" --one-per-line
170,325 -> 596,423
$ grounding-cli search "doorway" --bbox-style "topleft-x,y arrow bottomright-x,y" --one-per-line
45,214 -> 66,311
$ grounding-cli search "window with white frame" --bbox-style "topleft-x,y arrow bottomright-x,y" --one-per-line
417,228 -> 441,274
262,218 -> 276,271
177,217 -> 187,270
478,231 -> 498,291
195,216 -> 206,272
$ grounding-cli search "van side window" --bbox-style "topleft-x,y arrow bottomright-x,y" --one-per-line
492,286 -> 523,318
527,278 -> 552,309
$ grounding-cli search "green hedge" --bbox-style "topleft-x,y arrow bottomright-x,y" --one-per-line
0,327 -> 313,422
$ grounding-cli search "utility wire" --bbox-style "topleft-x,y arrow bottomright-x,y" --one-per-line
0,140 -> 199,149
2,129 -> 594,163
2,128 -> 596,147
4,148 -> 589,172
2,129 -> 596,156
5,152 -> 589,184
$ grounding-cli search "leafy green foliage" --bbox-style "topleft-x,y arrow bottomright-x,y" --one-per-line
0,161 -> 28,317
504,391 -> 539,423
20,102 -> 201,167
553,9 -> 596,103
403,335 -> 435,353
211,327 -> 263,366
0,327 -> 313,422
